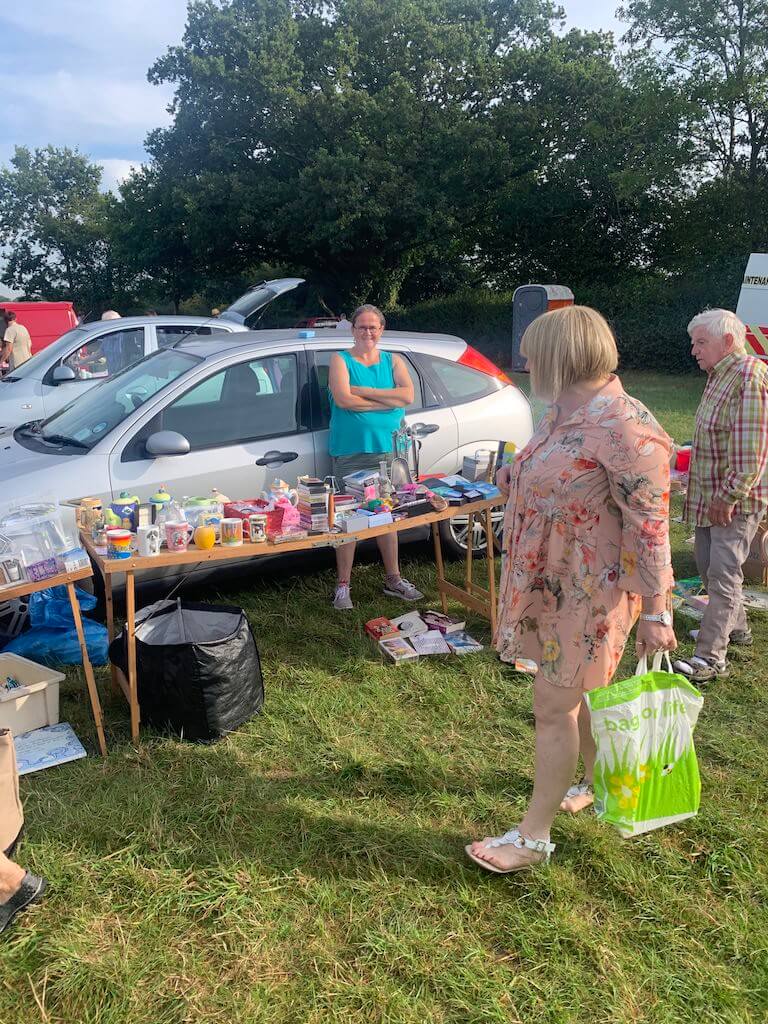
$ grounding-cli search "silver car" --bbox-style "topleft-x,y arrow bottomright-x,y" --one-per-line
0,279 -> 304,429
0,328 -> 531,606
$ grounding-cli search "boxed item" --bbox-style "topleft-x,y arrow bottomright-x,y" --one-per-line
0,653 -> 64,736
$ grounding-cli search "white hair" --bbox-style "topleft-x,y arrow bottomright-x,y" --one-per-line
687,308 -> 746,352
101,310 -> 121,321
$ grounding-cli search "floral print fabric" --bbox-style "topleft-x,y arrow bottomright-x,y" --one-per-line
495,376 -> 674,690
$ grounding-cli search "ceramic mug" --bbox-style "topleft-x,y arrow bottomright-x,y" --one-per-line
247,513 -> 267,542
164,521 -> 190,552
220,517 -> 244,546
106,528 -> 133,559
137,524 -> 160,557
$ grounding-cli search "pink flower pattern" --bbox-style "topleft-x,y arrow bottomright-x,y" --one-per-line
495,377 -> 674,689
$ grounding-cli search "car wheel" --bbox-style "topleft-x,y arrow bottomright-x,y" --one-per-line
437,507 -> 504,559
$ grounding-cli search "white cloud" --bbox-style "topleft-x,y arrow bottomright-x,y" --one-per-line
0,2 -> 188,67
0,71 -> 173,138
99,158 -> 144,193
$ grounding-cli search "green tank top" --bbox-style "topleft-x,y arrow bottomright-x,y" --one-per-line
329,350 -> 404,456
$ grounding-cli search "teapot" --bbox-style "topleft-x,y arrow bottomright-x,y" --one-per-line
262,478 -> 298,507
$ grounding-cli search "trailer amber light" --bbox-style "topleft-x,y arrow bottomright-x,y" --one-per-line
458,345 -> 513,385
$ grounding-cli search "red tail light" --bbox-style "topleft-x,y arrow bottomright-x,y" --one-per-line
458,345 -> 512,385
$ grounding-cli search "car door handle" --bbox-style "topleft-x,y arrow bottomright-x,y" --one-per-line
255,450 -> 299,466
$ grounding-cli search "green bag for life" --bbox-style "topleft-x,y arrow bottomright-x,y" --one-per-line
585,652 -> 704,837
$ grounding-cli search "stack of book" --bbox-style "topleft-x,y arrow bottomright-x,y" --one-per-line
366,611 -> 484,662
297,476 -> 329,533
342,469 -> 380,503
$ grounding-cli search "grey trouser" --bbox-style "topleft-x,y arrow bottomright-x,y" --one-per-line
694,513 -> 761,663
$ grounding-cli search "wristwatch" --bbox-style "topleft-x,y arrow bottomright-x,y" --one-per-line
639,610 -> 673,626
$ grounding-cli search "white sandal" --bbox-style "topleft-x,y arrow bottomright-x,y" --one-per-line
560,779 -> 594,813
464,829 -> 555,875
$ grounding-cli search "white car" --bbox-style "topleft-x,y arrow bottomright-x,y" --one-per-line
0,279 -> 303,429
0,328 -> 531,600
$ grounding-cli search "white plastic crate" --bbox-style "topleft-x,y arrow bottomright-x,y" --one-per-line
0,653 -> 64,736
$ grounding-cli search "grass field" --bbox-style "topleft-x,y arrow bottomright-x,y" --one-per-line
2,372 -> 767,1024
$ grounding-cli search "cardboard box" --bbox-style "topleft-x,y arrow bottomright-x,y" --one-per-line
0,653 -> 64,736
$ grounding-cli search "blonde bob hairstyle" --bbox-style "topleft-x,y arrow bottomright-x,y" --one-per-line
520,305 -> 618,402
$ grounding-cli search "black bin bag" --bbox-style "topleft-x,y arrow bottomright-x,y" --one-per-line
110,599 -> 264,742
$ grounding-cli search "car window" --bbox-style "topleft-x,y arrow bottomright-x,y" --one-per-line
63,327 -> 145,380
32,349 -> 200,450
418,354 -> 499,404
312,350 -> 423,427
151,353 -> 300,451
3,327 -> 89,380
156,325 -> 230,348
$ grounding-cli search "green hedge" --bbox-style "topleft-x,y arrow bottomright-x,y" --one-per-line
388,260 -> 746,374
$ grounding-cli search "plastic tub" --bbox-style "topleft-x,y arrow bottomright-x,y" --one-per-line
0,653 -> 64,736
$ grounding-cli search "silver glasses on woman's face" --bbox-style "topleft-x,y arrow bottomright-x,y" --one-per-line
354,325 -> 381,333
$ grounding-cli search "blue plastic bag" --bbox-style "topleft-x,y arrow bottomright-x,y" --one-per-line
3,585 -> 108,666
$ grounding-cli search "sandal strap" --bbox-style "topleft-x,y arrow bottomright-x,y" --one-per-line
487,828 -> 555,856
563,780 -> 593,799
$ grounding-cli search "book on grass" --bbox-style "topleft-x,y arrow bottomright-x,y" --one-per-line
379,636 -> 419,662
421,609 -> 465,634
409,630 -> 451,655
365,616 -> 398,641
446,631 -> 483,654
391,610 -> 429,638
14,722 -> 87,775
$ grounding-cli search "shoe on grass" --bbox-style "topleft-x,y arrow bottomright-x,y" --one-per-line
382,577 -> 424,601
688,628 -> 753,647
0,873 -> 47,936
672,656 -> 729,683
332,584 -> 354,611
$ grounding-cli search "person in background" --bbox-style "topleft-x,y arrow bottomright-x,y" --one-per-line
145,310 -> 158,316
211,308 -> 221,317
673,309 -> 768,683
0,311 -> 32,372
466,305 -> 675,874
100,310 -> 121,321
336,312 -> 352,330
1,731 -> 46,935
328,304 -> 424,610
0,847 -> 46,936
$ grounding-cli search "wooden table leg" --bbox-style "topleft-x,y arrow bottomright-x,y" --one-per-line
464,512 -> 474,594
431,522 -> 449,615
125,570 -> 140,745
484,507 -> 497,637
104,573 -> 120,697
66,581 -> 107,757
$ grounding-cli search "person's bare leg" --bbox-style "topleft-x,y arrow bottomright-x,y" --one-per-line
469,675 -> 581,870
335,540 -> 356,585
376,532 -> 400,577
560,702 -> 596,812
0,850 -> 25,903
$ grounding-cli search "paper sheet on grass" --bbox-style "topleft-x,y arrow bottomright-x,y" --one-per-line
14,722 -> 86,775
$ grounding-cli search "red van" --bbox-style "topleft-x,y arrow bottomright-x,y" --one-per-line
0,301 -> 78,357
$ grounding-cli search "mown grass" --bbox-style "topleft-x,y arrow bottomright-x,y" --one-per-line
1,373 -> 766,1024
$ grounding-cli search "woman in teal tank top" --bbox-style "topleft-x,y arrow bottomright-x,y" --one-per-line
327,304 -> 424,610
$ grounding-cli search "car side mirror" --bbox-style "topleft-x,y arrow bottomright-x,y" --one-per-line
145,430 -> 191,458
52,365 -> 77,384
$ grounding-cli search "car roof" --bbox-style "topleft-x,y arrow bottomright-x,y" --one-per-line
77,315 -> 236,334
174,328 -> 468,360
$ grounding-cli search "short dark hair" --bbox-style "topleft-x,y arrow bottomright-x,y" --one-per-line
4,310 -> 16,320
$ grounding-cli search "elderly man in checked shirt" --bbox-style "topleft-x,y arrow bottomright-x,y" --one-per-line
673,309 -> 768,683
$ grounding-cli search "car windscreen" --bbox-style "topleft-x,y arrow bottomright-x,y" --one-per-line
19,349 -> 201,451
1,327 -> 90,381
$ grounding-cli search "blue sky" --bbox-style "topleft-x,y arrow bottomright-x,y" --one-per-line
0,1 -> 627,193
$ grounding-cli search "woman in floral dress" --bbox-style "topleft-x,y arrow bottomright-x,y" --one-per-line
467,306 -> 676,874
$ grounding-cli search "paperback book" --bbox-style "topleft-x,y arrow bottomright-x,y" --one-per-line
379,636 -> 419,662
365,616 -> 398,641
391,610 -> 429,638
446,631 -> 483,654
421,609 -> 466,634
409,630 -> 451,655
